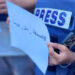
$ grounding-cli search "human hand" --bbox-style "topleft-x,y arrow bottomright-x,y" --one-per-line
47,42 -> 74,66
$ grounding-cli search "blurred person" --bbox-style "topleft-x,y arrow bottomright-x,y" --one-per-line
0,0 -> 37,75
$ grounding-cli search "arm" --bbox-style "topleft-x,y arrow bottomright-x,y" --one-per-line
6,0 -> 37,29
8,0 -> 37,13
8,0 -> 37,9
0,0 -> 7,14
0,0 -> 37,14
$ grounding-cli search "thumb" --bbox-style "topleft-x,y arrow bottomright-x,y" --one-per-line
47,42 -> 60,59
50,43 -> 66,52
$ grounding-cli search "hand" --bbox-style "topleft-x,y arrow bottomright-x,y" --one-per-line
6,17 -> 9,30
0,0 -> 7,14
47,42 -> 74,66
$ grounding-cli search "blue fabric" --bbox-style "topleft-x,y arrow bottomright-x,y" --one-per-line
35,65 -> 56,75
35,0 -> 75,75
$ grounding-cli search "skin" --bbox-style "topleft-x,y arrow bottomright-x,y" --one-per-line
0,0 -> 7,14
47,42 -> 75,66
0,0 -> 37,14
6,0 -> 37,29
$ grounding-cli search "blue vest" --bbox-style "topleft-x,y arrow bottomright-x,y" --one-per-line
34,0 -> 75,75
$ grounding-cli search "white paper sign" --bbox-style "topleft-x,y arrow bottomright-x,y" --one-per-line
6,1 -> 50,74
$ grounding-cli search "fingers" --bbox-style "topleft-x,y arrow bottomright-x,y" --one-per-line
47,42 -> 59,66
47,42 -> 60,59
6,17 -> 9,24
6,17 -> 10,31
47,42 -> 72,66
50,42 -> 66,52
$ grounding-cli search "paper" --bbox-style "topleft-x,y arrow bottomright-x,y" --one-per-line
0,28 -> 2,32
6,1 -> 50,74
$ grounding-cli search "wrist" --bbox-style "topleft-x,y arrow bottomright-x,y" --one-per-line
59,52 -> 75,68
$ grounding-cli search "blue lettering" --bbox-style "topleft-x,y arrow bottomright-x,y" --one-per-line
58,12 -> 66,26
50,11 -> 58,24
44,10 -> 51,23
40,9 -> 45,20
35,9 -> 40,17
